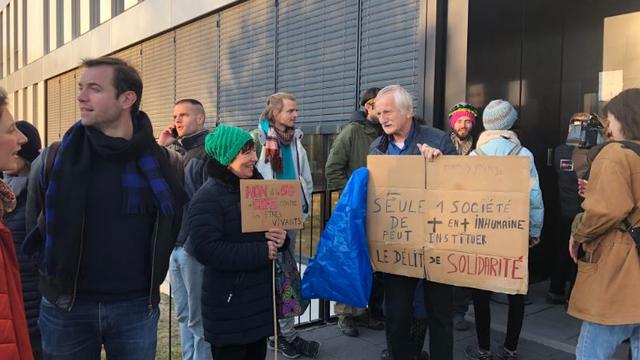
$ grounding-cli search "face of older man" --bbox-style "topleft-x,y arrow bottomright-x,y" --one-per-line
376,92 -> 413,141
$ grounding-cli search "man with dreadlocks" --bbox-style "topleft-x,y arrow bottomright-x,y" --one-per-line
251,92 -> 318,359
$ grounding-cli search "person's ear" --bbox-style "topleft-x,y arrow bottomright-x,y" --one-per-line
119,91 -> 137,110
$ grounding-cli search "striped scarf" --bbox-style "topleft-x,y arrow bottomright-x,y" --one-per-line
261,119 -> 295,174
42,112 -> 175,277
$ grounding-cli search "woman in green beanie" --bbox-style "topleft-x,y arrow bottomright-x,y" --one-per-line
186,125 -> 289,360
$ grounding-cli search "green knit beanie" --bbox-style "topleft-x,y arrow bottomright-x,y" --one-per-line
204,125 -> 253,166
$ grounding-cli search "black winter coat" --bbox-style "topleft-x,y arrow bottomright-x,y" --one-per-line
4,174 -> 41,343
188,159 -> 285,346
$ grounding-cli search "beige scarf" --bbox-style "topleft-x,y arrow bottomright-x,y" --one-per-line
450,132 -> 474,155
476,130 -> 521,149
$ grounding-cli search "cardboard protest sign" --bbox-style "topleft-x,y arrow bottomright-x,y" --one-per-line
366,155 -> 530,294
240,179 -> 304,233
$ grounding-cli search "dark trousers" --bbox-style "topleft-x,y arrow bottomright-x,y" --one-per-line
212,338 -> 267,360
369,272 -> 385,319
384,273 -> 453,360
472,290 -> 525,352
453,286 -> 473,316
549,216 -> 577,296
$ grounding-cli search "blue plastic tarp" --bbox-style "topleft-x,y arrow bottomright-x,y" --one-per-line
301,168 -> 372,308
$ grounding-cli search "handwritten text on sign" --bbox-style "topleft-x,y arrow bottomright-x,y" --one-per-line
367,155 -> 530,294
240,180 -> 304,233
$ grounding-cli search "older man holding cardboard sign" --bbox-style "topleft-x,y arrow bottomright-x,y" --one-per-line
368,85 -> 457,360
367,91 -> 537,360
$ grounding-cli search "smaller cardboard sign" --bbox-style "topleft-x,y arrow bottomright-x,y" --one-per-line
240,179 -> 304,233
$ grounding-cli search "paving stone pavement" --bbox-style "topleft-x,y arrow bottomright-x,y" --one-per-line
267,281 -> 630,360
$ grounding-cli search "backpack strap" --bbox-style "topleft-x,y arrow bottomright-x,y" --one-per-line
508,143 -> 523,156
43,141 -> 61,190
37,141 -> 62,237
619,140 -> 640,157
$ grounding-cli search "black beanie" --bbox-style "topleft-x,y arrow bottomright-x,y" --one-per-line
360,87 -> 381,106
15,121 -> 42,163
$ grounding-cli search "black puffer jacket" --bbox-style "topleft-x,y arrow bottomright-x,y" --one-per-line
4,174 -> 40,344
188,159 -> 285,346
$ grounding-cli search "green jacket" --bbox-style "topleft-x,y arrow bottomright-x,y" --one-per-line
325,111 -> 381,190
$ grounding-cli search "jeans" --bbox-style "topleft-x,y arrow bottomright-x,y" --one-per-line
212,338 -> 267,360
39,296 -> 159,360
384,273 -> 453,360
472,290 -> 525,352
170,246 -> 212,360
576,321 -> 640,360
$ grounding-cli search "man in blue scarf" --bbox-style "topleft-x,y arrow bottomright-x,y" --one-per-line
26,57 -> 184,360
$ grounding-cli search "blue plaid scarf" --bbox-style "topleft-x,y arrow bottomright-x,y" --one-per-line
42,112 -> 175,278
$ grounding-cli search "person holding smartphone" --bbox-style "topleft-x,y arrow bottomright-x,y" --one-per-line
158,99 -> 213,360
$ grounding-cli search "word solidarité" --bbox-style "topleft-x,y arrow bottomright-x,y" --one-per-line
446,253 -> 525,280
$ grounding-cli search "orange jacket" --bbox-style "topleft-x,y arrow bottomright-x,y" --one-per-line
0,220 -> 33,360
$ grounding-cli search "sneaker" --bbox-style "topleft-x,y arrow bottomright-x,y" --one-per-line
545,292 -> 566,305
495,348 -> 518,360
291,336 -> 320,359
465,345 -> 493,360
267,337 -> 301,359
454,313 -> 472,331
354,313 -> 385,331
337,316 -> 359,337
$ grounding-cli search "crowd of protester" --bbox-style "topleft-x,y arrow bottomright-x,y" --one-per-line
0,55 -> 637,360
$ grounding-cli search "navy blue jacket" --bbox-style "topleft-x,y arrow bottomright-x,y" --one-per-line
369,118 -> 457,156
167,129 -> 209,247
188,159 -> 287,346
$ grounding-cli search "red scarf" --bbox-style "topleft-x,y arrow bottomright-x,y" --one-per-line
264,124 -> 295,174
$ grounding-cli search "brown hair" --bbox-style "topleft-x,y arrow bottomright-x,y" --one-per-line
260,92 -> 296,122
604,88 -> 640,141
569,112 -> 590,125
175,98 -> 206,117
0,87 -> 7,110
82,57 -> 143,115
